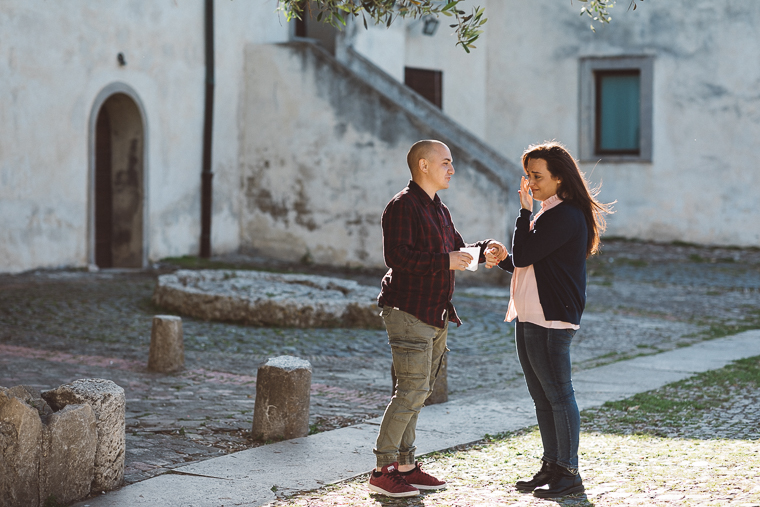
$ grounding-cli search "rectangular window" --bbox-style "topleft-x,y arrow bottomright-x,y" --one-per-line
580,56 -> 653,163
595,71 -> 641,155
404,67 -> 443,109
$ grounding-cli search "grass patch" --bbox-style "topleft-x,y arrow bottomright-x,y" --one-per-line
159,255 -> 254,271
159,255 -> 309,274
696,355 -> 760,385
688,253 -> 707,263
585,355 -> 760,437
604,392 -> 708,414
698,312 -> 760,340
681,307 -> 760,341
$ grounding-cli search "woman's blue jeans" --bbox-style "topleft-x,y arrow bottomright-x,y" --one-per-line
515,321 -> 580,470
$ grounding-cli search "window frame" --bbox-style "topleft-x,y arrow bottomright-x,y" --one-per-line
404,66 -> 443,109
580,56 -> 654,163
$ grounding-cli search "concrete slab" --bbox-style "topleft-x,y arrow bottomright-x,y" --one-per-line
574,364 -> 688,396
74,331 -> 760,507
77,472 -> 276,507
180,424 -> 378,492
631,330 -> 760,373
574,331 -> 760,406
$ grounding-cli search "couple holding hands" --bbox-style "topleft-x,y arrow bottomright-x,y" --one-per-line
370,139 -> 611,499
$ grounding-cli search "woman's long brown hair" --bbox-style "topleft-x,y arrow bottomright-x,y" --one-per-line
522,141 -> 614,257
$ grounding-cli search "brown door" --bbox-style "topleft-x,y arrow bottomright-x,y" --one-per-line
93,93 -> 144,268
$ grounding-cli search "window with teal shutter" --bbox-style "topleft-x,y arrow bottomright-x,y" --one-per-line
595,71 -> 641,155
579,56 -> 652,162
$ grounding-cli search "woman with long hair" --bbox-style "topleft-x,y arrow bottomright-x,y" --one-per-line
486,141 -> 613,498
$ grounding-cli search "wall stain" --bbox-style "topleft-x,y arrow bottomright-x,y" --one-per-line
294,179 -> 317,231
246,176 -> 289,223
345,213 -> 371,261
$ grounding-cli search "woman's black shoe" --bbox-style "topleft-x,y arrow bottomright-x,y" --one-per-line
515,460 -> 555,492
533,466 -> 584,498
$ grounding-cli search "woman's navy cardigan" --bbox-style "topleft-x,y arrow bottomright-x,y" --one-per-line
497,202 -> 588,326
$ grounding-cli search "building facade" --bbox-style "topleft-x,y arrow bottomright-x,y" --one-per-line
0,1 -> 290,273
2,0 -> 757,274
352,0 -> 760,247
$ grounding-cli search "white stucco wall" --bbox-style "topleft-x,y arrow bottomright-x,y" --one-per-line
350,4 -> 488,140
0,0 -> 289,273
239,43 -> 512,270
484,0 -> 760,246
349,20 -> 407,82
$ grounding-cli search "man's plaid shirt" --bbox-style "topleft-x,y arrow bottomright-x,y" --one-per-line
377,180 -> 490,328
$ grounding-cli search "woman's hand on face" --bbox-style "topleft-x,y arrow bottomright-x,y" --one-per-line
519,176 -> 533,211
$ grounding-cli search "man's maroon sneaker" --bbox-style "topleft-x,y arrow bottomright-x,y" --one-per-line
368,463 -> 420,497
402,462 -> 447,490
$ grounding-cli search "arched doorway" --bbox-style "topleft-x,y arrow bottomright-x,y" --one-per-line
92,92 -> 145,268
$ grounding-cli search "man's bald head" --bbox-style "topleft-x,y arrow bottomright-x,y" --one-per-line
407,140 -> 446,174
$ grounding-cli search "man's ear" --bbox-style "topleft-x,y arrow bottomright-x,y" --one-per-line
418,158 -> 428,174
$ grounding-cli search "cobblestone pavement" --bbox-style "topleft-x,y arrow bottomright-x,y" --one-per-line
2,240 -> 760,485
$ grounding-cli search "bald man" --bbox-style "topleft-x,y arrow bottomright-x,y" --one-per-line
368,140 -> 505,497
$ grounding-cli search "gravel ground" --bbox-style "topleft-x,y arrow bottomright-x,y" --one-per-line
265,356 -> 760,507
2,239 -> 760,487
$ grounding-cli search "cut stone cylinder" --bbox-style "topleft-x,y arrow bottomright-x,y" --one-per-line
42,379 -> 126,491
40,404 -> 97,505
0,387 -> 43,507
391,352 -> 448,405
252,356 -> 312,441
148,315 -> 184,373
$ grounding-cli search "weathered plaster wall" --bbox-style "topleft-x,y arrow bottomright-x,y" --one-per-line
210,1 -> 290,256
0,1 -> 288,273
239,42 -> 512,269
484,0 -> 760,246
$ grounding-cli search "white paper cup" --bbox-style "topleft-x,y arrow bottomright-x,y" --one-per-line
460,246 -> 480,271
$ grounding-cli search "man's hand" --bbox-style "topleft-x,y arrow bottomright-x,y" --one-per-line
449,251 -> 473,271
485,241 -> 508,269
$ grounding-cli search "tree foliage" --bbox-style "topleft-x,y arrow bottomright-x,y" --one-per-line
579,0 -> 644,31
278,1 -> 644,52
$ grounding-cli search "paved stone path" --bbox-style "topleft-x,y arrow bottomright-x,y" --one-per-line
2,240 -> 760,486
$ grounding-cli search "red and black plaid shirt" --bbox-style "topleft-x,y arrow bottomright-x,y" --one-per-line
377,180 -> 490,328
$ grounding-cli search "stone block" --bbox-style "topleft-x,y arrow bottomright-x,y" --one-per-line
40,403 -> 97,505
42,379 -> 126,490
153,270 -> 383,328
391,353 -> 448,405
0,387 -> 43,507
8,385 -> 54,419
148,315 -> 185,373
252,356 -> 311,441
